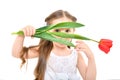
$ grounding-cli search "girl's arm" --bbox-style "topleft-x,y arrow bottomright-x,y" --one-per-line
12,26 -> 39,58
76,40 -> 96,80
12,35 -> 24,58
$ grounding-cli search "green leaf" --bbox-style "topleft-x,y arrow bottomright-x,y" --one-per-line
49,32 -> 91,40
11,30 -> 24,35
35,25 -> 50,34
33,32 -> 75,47
35,22 -> 84,34
50,22 -> 84,29
36,25 -> 49,31
12,22 -> 84,36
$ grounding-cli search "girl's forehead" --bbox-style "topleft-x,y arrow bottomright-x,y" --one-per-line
50,17 -> 73,25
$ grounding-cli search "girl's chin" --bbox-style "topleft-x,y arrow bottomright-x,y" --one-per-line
54,43 -> 67,48
58,43 -> 67,47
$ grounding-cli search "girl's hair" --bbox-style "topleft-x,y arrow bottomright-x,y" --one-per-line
20,10 -> 77,80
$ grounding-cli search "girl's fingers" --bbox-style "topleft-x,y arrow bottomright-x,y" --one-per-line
75,40 -> 88,51
22,28 -> 26,36
32,27 -> 36,35
29,26 -> 34,36
76,40 -> 84,44
26,26 -> 30,36
22,26 -> 35,36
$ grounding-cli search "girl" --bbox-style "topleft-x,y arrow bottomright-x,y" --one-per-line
12,10 -> 96,80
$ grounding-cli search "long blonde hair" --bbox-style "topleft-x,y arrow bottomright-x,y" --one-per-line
20,10 -> 77,80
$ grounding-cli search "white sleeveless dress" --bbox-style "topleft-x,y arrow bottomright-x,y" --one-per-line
44,50 -> 81,80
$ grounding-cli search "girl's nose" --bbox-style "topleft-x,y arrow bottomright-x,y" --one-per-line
60,30 -> 66,33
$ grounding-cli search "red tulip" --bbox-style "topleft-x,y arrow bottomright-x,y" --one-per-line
98,39 -> 113,54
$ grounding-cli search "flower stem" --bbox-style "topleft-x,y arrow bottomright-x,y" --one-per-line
90,39 -> 99,43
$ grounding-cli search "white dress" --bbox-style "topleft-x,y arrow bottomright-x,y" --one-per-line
44,50 -> 81,80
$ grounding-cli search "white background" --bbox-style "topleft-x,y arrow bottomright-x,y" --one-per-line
0,0 -> 120,80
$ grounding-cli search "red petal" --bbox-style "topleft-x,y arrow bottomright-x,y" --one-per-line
98,44 -> 110,54
102,42 -> 112,48
100,39 -> 112,43
99,39 -> 113,48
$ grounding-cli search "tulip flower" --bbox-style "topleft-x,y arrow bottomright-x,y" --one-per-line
12,22 -> 113,54
98,39 -> 113,54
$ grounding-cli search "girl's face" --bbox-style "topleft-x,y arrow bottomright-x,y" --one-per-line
50,17 -> 75,48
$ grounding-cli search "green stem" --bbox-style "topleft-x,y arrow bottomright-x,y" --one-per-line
90,39 -> 99,43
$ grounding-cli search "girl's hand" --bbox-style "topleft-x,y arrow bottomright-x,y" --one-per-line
75,40 -> 94,59
22,25 -> 36,37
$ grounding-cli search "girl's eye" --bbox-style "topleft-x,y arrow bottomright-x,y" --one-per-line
66,29 -> 70,32
55,29 -> 60,32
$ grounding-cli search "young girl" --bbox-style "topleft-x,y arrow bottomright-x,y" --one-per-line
12,10 -> 96,80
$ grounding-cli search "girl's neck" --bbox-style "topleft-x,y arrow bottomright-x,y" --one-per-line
52,45 -> 71,56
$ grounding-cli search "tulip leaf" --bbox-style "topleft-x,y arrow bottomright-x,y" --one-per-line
12,22 -> 84,36
12,22 -> 85,47
12,30 -> 24,35
36,25 -> 49,32
50,22 -> 84,29
35,22 -> 84,34
49,32 -> 91,40
33,32 -> 75,47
